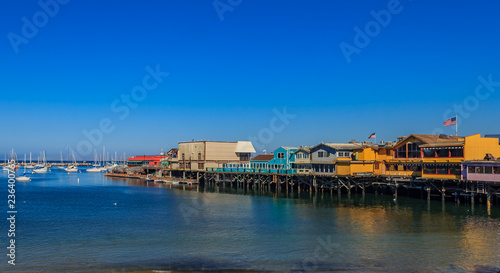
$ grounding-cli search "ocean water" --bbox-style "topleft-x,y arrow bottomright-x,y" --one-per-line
1,168 -> 499,272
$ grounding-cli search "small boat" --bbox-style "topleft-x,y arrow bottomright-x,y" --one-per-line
64,164 -> 78,172
16,175 -> 31,182
32,165 -> 48,173
86,167 -> 102,172
65,151 -> 79,172
33,151 -> 48,173
16,154 -> 31,182
25,153 -> 34,169
154,179 -> 165,183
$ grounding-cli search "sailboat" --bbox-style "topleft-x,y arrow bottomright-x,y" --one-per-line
25,152 -> 34,169
87,150 -> 102,172
16,154 -> 31,182
2,154 -> 9,171
64,151 -> 78,172
33,151 -> 48,173
57,151 -> 65,169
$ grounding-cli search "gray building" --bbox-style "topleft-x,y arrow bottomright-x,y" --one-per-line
310,143 -> 363,174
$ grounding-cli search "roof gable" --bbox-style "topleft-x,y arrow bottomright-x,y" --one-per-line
393,134 -> 464,149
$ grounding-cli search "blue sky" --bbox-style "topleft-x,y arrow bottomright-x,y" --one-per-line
1,0 -> 500,160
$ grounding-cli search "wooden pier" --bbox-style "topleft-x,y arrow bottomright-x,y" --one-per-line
106,167 -> 500,206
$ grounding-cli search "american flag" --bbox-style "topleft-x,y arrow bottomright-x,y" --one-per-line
368,133 -> 376,139
444,117 -> 457,127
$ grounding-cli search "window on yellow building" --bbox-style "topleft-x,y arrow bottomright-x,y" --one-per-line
375,163 -> 379,170
437,166 -> 448,174
450,149 -> 464,157
424,165 -> 435,174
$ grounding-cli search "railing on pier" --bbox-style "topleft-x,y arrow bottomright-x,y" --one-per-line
206,168 -> 297,175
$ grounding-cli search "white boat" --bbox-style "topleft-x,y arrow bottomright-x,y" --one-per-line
86,167 -> 102,172
64,165 -> 78,172
16,154 -> 31,182
86,149 -> 103,172
65,151 -> 78,172
32,165 -> 48,173
25,152 -> 34,169
16,175 -> 31,182
32,151 -> 48,173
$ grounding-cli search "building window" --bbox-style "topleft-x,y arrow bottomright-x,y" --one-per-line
437,149 -> 450,157
407,143 -> 421,158
468,166 -> 475,173
485,166 -> 493,174
450,165 -> 461,175
375,163 -> 380,170
182,153 -> 185,160
198,153 -> 201,160
423,149 -> 435,158
318,151 -> 324,157
198,163 -> 204,170
326,152 -> 330,157
450,149 -> 463,157
494,167 -> 500,174
278,152 -> 285,159
437,166 -> 448,174
338,152 -> 343,157
423,165 -> 435,174
397,145 -> 407,158
475,166 -> 484,173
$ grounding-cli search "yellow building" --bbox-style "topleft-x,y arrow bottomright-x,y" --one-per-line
335,142 -> 394,176
387,134 -> 500,179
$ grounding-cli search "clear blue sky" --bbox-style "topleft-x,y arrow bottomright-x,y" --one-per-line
1,0 -> 500,160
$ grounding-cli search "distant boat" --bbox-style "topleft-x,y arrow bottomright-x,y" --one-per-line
25,152 -> 34,169
65,151 -> 78,172
16,155 -> 31,182
33,151 -> 48,173
87,150 -> 103,172
86,167 -> 102,172
32,165 -> 48,173
64,165 -> 78,172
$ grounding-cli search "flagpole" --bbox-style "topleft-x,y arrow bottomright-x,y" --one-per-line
455,115 -> 458,136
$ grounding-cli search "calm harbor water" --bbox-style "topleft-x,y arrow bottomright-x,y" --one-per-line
1,168 -> 500,272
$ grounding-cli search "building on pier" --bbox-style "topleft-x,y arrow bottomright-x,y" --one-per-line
292,147 -> 311,174
127,155 -> 168,167
462,155 -> 500,182
309,143 -> 363,175
387,134 -> 500,179
347,142 -> 394,176
178,140 -> 255,171
265,146 -> 298,172
160,148 -> 179,170
250,154 -> 274,170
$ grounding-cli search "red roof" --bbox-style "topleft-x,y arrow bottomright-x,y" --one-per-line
251,154 -> 274,161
